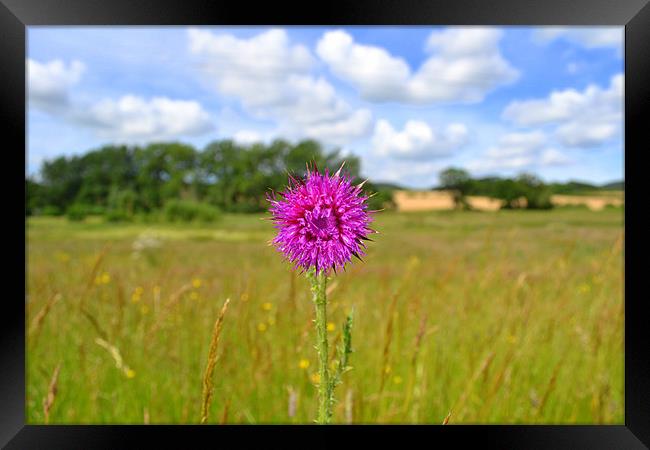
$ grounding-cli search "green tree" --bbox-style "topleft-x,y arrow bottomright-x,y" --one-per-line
517,173 -> 553,210
105,186 -> 138,221
26,178 -> 47,216
494,179 -> 527,209
39,156 -> 84,211
74,145 -> 137,208
134,143 -> 197,211
30,138 -> 364,216
439,167 -> 471,209
363,181 -> 395,211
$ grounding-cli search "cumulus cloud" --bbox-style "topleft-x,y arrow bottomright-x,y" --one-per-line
232,130 -> 264,145
502,73 -> 623,148
188,28 -> 372,145
28,58 -> 85,109
372,119 -> 469,160
534,27 -> 623,51
316,28 -> 519,104
487,131 -> 546,155
478,131 -> 546,170
28,58 -> 214,141
539,148 -> 572,166
363,158 -> 447,187
82,95 -> 214,141
302,109 -> 373,146
469,131 -> 571,172
188,28 -> 313,108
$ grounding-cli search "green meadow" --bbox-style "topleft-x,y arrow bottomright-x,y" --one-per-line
26,208 -> 624,424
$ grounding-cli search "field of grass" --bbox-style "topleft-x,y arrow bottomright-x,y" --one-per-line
26,208 -> 624,424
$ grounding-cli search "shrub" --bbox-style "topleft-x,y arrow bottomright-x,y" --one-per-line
83,205 -> 106,216
525,187 -> 554,210
66,204 -> 88,221
225,202 -> 265,214
106,188 -> 136,221
164,200 -> 222,223
105,209 -> 132,223
41,205 -> 63,216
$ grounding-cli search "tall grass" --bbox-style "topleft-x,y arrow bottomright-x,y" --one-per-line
26,209 -> 624,424
201,298 -> 230,424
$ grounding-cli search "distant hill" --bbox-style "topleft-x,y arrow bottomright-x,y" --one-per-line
549,180 -> 624,194
600,181 -> 624,190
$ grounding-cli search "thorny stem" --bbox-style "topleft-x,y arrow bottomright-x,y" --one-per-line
310,270 -> 331,424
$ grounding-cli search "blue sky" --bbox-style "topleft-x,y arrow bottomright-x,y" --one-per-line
27,26 -> 624,188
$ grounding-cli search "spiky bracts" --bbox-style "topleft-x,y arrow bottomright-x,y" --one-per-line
267,164 -> 374,274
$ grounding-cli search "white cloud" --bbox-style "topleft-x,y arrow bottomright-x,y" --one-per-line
539,148 -> 572,166
83,95 -> 214,141
28,58 -> 85,109
188,28 -> 313,109
233,130 -> 264,145
188,28 -> 371,145
488,131 -> 546,156
469,131 -> 572,172
301,109 -> 373,146
363,158 -> 446,187
555,120 -> 619,148
534,27 -> 623,51
372,119 -> 469,160
502,74 -> 623,148
316,28 -> 518,104
477,131 -> 545,170
28,58 -> 214,141
315,30 -> 411,101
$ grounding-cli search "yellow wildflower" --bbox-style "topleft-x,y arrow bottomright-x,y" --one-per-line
125,369 -> 136,379
327,322 -> 336,332
298,359 -> 310,370
257,322 -> 267,333
393,376 -> 403,385
262,302 -> 273,311
310,373 -> 321,384
192,278 -> 202,288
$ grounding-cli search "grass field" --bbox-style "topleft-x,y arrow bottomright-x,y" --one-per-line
26,208 -> 624,424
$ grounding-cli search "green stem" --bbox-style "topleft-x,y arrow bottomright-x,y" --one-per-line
310,271 -> 330,424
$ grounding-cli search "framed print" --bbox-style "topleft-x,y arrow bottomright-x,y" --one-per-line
3,0 -> 649,447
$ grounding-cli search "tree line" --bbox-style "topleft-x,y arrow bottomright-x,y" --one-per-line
437,167 -> 554,209
26,142 -> 620,221
437,167 -> 621,210
26,139 -> 393,221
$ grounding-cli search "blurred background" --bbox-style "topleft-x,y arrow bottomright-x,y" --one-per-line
26,26 -> 624,424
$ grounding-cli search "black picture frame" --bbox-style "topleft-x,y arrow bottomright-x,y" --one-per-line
3,0 -> 648,448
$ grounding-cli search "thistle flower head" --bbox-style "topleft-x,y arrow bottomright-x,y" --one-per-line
267,163 -> 375,275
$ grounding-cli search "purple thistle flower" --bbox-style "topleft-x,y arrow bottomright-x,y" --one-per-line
267,164 -> 375,275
